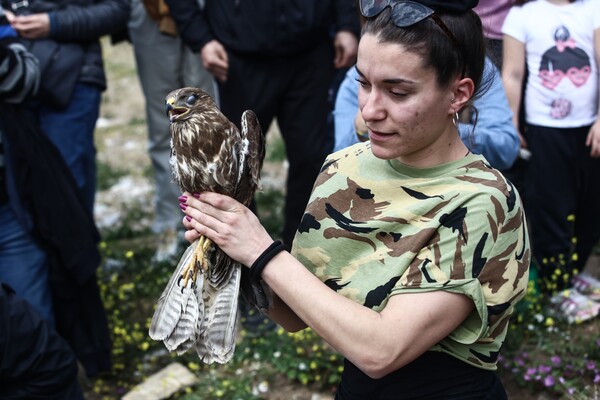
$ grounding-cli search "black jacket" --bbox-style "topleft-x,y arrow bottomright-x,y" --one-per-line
164,0 -> 360,57
4,0 -> 130,91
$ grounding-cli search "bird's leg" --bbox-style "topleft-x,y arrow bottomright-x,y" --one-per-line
180,235 -> 213,288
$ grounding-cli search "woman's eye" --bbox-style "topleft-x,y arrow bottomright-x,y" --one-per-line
390,91 -> 407,98
185,95 -> 197,105
356,78 -> 370,88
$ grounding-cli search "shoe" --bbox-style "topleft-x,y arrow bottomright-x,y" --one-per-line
550,288 -> 600,324
572,273 -> 600,301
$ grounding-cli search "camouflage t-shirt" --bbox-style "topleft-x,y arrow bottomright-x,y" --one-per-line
291,142 -> 530,371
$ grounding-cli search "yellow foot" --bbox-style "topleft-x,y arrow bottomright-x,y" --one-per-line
180,236 -> 213,288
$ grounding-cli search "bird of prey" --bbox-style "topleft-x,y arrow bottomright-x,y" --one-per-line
149,87 -> 266,363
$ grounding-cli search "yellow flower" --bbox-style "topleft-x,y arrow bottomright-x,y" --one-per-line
188,362 -> 200,371
125,250 -> 134,258
545,317 -> 554,326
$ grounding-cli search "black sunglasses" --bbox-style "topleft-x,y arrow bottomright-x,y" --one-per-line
359,0 -> 459,48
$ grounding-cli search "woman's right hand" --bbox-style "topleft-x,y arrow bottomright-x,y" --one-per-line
180,191 -> 274,268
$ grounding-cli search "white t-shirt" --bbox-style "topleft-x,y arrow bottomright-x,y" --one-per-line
503,0 -> 600,127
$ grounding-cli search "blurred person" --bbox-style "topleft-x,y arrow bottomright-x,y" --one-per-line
178,1 -> 530,397
0,282 -> 84,399
0,8 -> 113,377
502,0 -> 600,319
127,0 -> 218,261
164,0 -> 361,250
474,0 -> 515,69
334,56 -> 520,170
2,0 -> 130,214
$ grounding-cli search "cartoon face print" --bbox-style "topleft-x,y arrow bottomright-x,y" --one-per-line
539,26 -> 591,90
539,26 -> 591,119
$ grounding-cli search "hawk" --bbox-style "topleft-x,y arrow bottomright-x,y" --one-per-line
149,87 -> 267,363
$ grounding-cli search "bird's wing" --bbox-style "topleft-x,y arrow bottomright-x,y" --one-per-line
149,240 -> 201,341
196,263 -> 242,364
235,110 -> 264,206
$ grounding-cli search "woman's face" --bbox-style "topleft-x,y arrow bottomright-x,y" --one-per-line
357,33 -> 461,167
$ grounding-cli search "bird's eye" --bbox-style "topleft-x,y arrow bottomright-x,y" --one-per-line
185,95 -> 197,105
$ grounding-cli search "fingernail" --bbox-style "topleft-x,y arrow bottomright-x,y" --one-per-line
185,215 -> 192,222
192,192 -> 200,199
179,203 -> 187,211
178,195 -> 187,203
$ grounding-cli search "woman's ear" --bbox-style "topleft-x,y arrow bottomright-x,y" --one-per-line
449,77 -> 475,114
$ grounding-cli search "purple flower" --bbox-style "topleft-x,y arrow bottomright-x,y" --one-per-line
586,361 -> 596,371
538,365 -> 552,374
594,374 -> 600,384
550,356 -> 561,366
544,375 -> 555,387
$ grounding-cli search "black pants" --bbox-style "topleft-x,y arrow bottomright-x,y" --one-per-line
218,41 -> 335,248
335,352 -> 507,400
525,124 -> 600,293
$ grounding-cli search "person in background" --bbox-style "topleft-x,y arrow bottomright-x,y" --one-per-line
502,0 -> 600,322
334,56 -> 520,170
0,11 -> 53,325
1,2 -> 119,376
0,27 -> 84,399
474,0 -> 515,69
128,0 -> 217,261
178,0 -> 530,397
3,0 -> 130,215
164,0 -> 360,250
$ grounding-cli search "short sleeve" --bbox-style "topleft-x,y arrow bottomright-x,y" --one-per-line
389,185 -> 530,346
501,6 -> 526,43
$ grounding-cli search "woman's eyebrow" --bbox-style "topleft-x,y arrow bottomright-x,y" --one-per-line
355,66 -> 415,85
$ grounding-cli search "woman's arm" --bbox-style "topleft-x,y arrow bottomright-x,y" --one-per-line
181,192 -> 473,379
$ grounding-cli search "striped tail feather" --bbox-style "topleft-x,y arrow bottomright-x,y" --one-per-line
149,240 -> 199,341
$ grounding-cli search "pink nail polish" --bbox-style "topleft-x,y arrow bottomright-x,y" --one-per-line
178,195 -> 187,203
179,203 -> 187,211
185,215 -> 192,222
192,192 -> 200,199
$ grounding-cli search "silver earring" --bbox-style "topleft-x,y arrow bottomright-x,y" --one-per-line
452,112 -> 459,128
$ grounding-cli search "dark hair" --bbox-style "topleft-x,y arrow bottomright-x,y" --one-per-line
361,8 -> 487,109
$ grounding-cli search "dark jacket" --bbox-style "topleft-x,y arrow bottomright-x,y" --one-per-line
164,0 -> 360,57
0,283 -> 84,399
4,0 -> 130,91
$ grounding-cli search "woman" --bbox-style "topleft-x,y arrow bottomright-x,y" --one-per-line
180,0 -> 530,398
502,0 -> 600,313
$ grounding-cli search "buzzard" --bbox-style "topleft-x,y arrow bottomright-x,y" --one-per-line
149,87 -> 266,363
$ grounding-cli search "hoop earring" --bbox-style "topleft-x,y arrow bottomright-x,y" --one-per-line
452,112 -> 459,128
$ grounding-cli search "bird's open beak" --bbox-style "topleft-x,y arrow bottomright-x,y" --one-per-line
165,97 -> 187,123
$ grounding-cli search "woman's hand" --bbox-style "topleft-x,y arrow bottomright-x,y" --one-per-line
180,191 -> 274,267
586,119 -> 600,158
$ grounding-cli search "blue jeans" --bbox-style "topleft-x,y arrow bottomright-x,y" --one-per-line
39,83 -> 101,213
0,203 -> 55,325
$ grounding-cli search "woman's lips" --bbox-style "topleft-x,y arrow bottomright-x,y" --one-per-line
368,129 -> 394,141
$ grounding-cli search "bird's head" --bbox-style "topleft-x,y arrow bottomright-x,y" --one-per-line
165,87 -> 216,123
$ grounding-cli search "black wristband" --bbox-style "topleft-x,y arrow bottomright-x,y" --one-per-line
250,240 -> 286,281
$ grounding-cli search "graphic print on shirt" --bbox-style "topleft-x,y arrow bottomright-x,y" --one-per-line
539,26 -> 591,119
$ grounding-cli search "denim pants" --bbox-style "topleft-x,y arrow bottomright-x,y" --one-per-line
0,203 -> 55,325
39,83 -> 101,214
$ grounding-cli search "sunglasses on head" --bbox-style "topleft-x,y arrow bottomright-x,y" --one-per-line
359,0 -> 459,48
